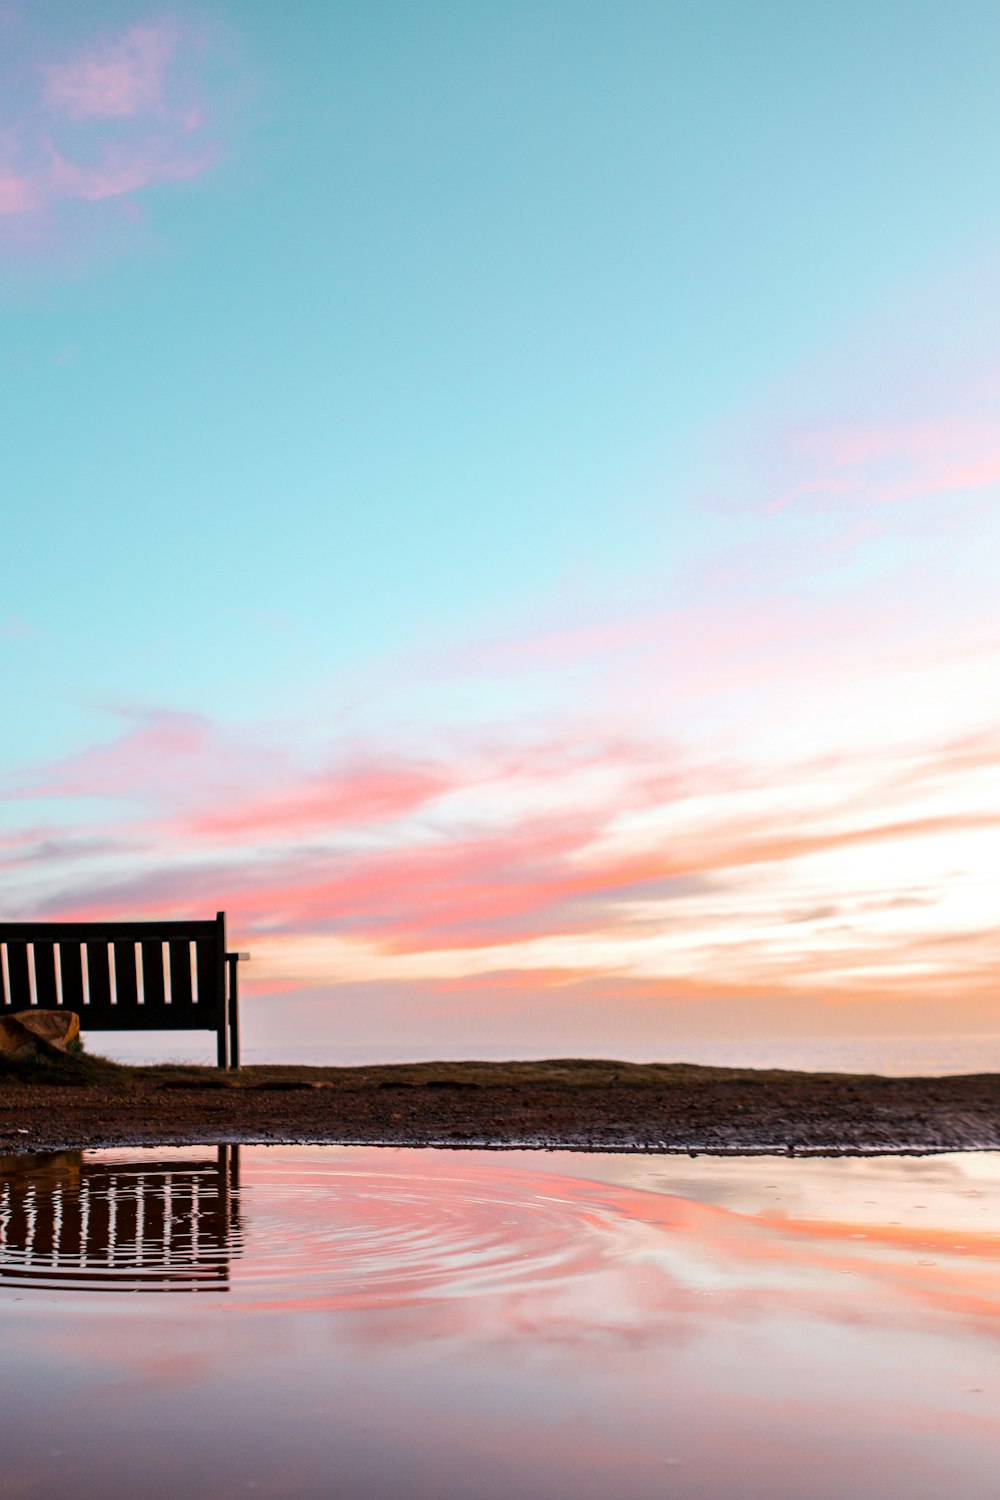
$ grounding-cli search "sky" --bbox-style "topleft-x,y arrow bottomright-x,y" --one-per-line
1,1 -> 998,1066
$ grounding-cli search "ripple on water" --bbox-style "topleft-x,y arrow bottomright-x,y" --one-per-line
0,1148 -> 677,1304
233,1155 -> 646,1307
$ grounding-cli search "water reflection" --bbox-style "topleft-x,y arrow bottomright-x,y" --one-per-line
0,1146 -> 998,1500
0,1146 -> 240,1291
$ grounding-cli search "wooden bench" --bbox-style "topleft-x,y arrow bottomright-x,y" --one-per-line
0,912 -> 244,1069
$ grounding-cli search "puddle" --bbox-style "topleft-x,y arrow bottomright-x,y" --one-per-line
1,1145 -> 998,1499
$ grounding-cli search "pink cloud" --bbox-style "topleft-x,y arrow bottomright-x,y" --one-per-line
2,481 -> 997,1048
694,319 -> 1000,612
5,703 -> 999,1024
3,708 -> 226,804
188,762 -> 456,840
2,709 -> 468,841
18,815 -> 607,941
0,167 -> 37,215
45,137 -> 215,203
0,614 -> 37,638
0,14 -> 224,250
764,414 -> 1000,515
43,21 -> 179,121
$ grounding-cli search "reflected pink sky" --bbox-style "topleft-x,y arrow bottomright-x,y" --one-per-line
1,1147 -> 998,1500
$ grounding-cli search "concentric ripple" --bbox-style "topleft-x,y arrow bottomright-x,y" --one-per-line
0,1147 -> 684,1304
231,1152 -> 653,1308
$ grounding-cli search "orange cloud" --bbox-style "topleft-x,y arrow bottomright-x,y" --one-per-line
3,684 -> 998,1046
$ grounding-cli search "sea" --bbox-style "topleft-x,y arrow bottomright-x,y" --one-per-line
95,1030 -> 1000,1076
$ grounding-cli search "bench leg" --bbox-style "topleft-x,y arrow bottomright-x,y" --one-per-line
227,952 -> 241,1069
216,1013 -> 229,1070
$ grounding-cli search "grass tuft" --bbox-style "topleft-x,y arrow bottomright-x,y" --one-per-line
0,1040 -> 127,1086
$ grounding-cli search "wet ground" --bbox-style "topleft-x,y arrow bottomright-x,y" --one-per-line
2,1058 -> 999,1154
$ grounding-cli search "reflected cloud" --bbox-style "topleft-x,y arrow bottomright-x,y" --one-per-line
3,1148 -> 1000,1500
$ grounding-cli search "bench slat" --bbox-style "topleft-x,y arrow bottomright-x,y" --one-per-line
86,941 -> 113,1009
195,939 -> 220,1017
113,940 -> 139,1008
169,939 -> 194,1009
6,943 -> 31,1007
33,942 -> 59,1008
59,942 -> 85,1010
140,940 -> 166,1010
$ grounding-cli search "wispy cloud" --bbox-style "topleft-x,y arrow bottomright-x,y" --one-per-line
43,21 -> 182,121
187,761 -> 457,841
0,616 -> 36,640
3,508 -> 997,1051
0,13 -> 225,251
764,413 -> 1000,514
3,270 -> 999,1052
2,708 -> 235,805
3,673 -> 997,1041
689,288 -> 1000,628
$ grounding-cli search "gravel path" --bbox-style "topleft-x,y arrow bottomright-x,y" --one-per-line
2,1059 -> 999,1155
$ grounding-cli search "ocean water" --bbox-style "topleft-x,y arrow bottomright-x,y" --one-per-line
2,1144 -> 998,1499
634,1032 -> 1000,1076
96,1029 -> 1000,1076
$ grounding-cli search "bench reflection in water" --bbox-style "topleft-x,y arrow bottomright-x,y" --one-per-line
0,1146 -> 241,1292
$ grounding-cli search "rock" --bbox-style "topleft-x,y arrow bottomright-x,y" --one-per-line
14,1009 -> 80,1049
0,1016 -> 37,1064
0,1009 -> 81,1062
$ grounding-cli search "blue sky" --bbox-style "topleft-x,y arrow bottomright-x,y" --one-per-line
3,2 -> 999,1062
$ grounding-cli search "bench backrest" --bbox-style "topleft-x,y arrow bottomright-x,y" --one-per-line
0,914 -> 227,1033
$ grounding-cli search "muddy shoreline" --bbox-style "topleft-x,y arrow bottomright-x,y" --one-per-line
2,1057 -> 999,1156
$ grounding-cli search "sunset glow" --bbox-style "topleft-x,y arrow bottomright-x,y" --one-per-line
3,4 -> 999,1063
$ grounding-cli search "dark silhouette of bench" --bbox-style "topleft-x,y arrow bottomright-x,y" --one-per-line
0,912 -> 244,1068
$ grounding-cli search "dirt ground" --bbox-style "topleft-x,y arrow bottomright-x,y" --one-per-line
2,1056 -> 999,1155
